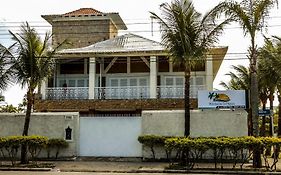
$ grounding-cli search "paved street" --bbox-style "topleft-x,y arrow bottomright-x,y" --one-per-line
0,172 -> 221,175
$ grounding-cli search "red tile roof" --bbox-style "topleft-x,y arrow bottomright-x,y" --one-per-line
63,8 -> 103,16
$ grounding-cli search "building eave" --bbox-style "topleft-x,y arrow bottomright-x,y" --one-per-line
209,46 -> 228,80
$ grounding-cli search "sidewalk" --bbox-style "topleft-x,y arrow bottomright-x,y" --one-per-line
53,158 -> 281,174
54,159 -> 168,173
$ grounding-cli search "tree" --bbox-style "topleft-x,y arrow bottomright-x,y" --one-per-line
260,36 -> 281,136
151,0 -> 230,136
256,52 -> 280,137
2,22 -> 60,163
220,65 -> 250,90
0,104 -> 21,113
220,65 -> 254,135
213,0 -> 278,168
0,44 -> 13,91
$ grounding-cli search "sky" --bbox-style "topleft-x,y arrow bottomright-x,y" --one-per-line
0,0 -> 281,106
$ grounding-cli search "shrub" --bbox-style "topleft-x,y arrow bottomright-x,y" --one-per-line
25,135 -> 48,162
46,138 -> 68,159
139,135 -> 281,170
138,135 -> 167,159
4,136 -> 24,165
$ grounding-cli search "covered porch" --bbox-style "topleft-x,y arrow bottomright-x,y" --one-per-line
41,33 -> 226,100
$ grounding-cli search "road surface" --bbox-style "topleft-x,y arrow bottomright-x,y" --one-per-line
0,171 -> 224,175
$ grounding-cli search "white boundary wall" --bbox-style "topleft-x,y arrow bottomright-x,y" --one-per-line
142,109 -> 248,158
0,112 -> 79,157
142,109 -> 248,137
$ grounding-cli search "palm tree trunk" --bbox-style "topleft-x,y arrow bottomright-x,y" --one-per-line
265,91 -> 274,156
184,66 -> 191,136
20,88 -> 34,164
269,91 -> 274,137
261,101 -> 266,137
277,94 -> 281,137
250,39 -> 262,168
248,108 -> 253,136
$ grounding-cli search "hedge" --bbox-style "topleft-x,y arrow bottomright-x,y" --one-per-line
138,135 -> 281,170
0,136 -> 69,165
46,138 -> 69,159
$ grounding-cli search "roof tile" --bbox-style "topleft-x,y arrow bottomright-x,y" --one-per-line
64,8 -> 103,16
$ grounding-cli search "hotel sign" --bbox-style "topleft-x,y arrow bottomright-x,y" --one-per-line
198,90 -> 246,109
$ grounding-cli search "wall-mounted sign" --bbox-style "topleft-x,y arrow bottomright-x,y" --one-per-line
198,90 -> 246,109
258,109 -> 272,116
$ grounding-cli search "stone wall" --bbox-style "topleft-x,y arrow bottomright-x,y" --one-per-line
0,112 -> 79,158
52,20 -> 117,48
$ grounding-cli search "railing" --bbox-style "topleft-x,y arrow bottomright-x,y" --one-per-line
45,85 -> 205,100
157,85 -> 205,98
94,86 -> 149,99
46,87 -> 89,100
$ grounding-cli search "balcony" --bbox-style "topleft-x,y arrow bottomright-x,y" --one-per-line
45,85 -> 205,100
94,86 -> 149,99
46,87 -> 89,100
158,85 -> 205,99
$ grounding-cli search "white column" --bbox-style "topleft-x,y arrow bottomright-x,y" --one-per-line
89,57 -> 96,99
150,56 -> 157,98
169,60 -> 173,72
206,55 -> 213,90
41,79 -> 47,100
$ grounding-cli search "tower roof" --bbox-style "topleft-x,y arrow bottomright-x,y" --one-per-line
63,8 -> 103,16
42,8 -> 127,30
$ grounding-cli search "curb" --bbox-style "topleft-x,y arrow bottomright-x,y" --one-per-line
60,169 -> 281,175
0,167 -> 52,171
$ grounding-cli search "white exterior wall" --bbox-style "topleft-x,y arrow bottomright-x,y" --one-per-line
0,112 -> 79,157
141,109 -> 248,158
142,109 -> 248,137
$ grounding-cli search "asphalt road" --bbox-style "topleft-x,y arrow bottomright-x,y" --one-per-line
0,172 -> 224,175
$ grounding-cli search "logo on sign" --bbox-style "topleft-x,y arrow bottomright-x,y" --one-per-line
208,92 -> 230,102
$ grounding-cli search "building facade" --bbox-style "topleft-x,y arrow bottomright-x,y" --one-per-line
1,8 -> 247,158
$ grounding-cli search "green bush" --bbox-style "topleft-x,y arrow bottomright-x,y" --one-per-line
0,136 -> 69,164
4,136 -> 25,165
138,135 -> 169,159
139,135 -> 281,170
25,135 -> 48,162
46,138 -> 69,159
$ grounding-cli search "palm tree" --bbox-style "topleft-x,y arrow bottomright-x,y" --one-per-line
151,0 -> 230,136
258,46 -> 279,136
220,65 -> 254,136
3,22 -> 61,163
0,44 -> 13,91
213,0 -> 278,168
262,36 -> 281,136
220,65 -> 250,90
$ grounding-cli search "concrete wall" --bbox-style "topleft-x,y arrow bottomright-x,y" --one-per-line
0,112 -> 79,158
142,109 -> 248,137
0,109 -> 248,158
141,109 -> 248,158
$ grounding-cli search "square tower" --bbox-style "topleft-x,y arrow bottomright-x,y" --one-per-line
42,8 -> 127,48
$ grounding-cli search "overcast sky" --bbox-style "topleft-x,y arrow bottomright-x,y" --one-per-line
0,0 -> 281,105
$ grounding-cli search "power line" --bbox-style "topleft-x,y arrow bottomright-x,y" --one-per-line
0,23 -> 279,38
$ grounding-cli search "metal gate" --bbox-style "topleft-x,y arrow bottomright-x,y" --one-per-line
79,116 -> 142,157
